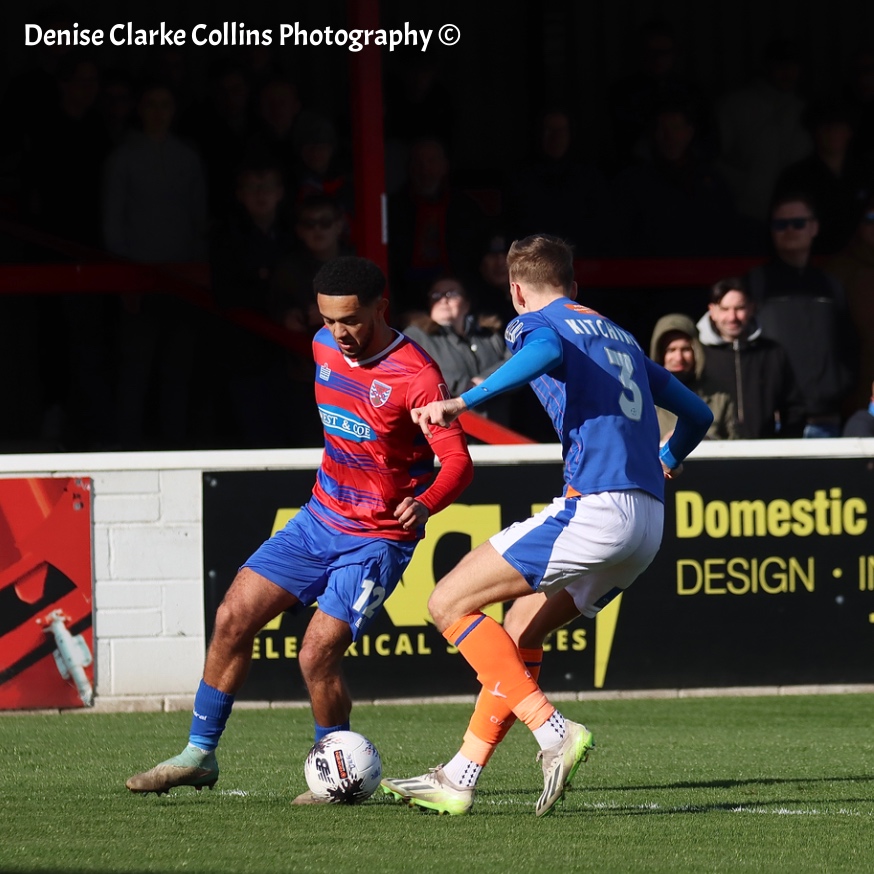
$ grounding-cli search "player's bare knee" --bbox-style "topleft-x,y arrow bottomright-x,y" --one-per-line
427,587 -> 456,631
212,600 -> 255,648
298,639 -> 342,683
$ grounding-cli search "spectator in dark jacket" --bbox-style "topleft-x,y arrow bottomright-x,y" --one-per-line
696,277 -> 805,438
747,191 -> 857,437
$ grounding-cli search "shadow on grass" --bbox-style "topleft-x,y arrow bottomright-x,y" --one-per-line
468,775 -> 874,817
597,773 -> 874,792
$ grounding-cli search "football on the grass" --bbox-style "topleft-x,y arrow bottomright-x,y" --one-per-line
303,730 -> 382,803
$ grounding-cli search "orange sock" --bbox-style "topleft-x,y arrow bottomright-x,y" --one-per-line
461,647 -> 543,765
445,613 -> 553,733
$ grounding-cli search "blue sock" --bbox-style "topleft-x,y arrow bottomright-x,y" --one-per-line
314,721 -> 350,743
189,680 -> 235,751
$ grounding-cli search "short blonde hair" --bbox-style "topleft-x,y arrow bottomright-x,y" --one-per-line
506,234 -> 575,290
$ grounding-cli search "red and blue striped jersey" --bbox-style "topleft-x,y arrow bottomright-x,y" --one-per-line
309,327 -> 470,540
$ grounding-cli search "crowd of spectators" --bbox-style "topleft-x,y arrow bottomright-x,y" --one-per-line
1,8 -> 874,450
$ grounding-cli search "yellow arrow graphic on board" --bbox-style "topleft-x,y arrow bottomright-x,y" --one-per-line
594,592 -> 622,688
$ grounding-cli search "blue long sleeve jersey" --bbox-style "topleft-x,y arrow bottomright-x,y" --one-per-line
460,304 -> 713,501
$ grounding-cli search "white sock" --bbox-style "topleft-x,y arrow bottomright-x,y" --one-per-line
442,753 -> 483,788
532,710 -> 567,750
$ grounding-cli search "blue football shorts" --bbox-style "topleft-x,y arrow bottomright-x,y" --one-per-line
489,489 -> 664,618
242,504 -> 416,640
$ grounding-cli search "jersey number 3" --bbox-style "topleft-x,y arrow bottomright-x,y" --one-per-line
605,348 -> 643,421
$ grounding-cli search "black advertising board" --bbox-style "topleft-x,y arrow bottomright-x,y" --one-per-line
202,455 -> 874,700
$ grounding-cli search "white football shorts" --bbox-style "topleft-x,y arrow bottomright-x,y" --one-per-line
489,489 -> 664,618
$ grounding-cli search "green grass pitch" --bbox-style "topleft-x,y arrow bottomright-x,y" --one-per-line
3,694 -> 874,873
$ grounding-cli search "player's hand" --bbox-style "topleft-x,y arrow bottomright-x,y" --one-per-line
394,497 -> 429,530
411,397 -> 467,438
662,460 -> 683,480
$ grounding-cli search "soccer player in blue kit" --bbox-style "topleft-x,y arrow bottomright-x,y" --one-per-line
381,234 -> 714,817
126,257 -> 473,802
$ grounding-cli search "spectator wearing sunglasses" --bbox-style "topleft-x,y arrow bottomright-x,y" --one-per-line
827,197 -> 874,413
747,191 -> 857,437
402,278 -> 512,425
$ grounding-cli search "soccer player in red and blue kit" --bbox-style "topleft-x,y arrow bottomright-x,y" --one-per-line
127,257 -> 473,802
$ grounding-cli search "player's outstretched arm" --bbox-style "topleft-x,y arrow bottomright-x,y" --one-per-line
411,397 -> 468,438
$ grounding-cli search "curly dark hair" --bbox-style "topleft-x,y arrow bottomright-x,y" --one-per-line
313,257 -> 386,306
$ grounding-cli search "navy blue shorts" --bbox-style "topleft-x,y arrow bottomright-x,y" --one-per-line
243,504 -> 416,640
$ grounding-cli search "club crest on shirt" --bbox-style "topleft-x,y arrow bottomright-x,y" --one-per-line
369,380 -> 392,407
318,362 -> 331,382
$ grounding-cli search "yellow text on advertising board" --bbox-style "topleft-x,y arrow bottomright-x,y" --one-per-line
675,488 -> 867,539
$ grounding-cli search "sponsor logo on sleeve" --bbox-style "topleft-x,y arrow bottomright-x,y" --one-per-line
505,319 -> 524,344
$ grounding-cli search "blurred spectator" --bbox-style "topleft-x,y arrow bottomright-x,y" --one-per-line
247,75 -> 314,186
24,50 -> 109,246
22,50 -> 113,448
383,55 -> 454,193
747,192 -> 856,437
99,67 -> 137,147
387,137 -> 485,320
715,39 -> 812,224
505,108 -> 613,255
826,196 -> 874,414
290,113 -> 354,222
842,379 -> 874,437
102,80 -> 208,447
612,101 -> 748,256
776,99 -> 874,255
211,162 -> 295,313
650,313 -> 738,440
464,227 -> 514,327
179,59 -> 255,220
210,161 -> 318,448
271,193 -> 353,333
103,81 -> 207,262
608,17 -> 706,172
385,56 -> 454,145
696,276 -> 804,438
402,277 -> 512,425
